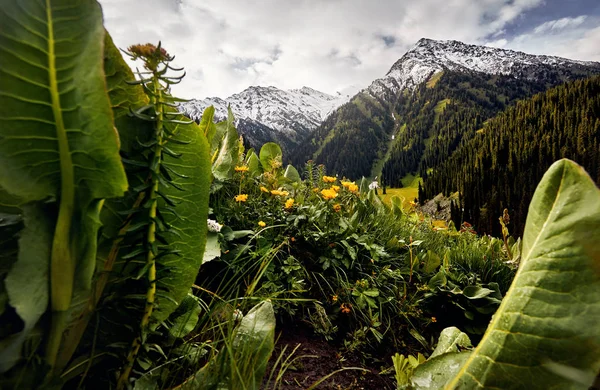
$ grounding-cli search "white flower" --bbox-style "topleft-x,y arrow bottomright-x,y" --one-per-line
207,219 -> 222,233
369,181 -> 379,190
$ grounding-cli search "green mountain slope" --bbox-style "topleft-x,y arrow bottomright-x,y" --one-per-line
293,68 -> 598,183
291,92 -> 394,178
425,75 -> 600,237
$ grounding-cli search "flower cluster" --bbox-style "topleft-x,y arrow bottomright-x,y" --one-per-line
234,194 -> 248,202
271,189 -> 289,197
207,219 -> 222,233
321,188 -> 338,200
341,181 -> 359,193
322,175 -> 336,183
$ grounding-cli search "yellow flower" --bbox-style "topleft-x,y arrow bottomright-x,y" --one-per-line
234,194 -> 248,202
234,165 -> 249,172
333,203 -> 341,212
331,185 -> 340,191
341,180 -> 353,188
291,237 -> 296,242
260,186 -> 269,193
312,187 -> 319,193
258,221 -> 266,227
347,183 -> 359,193
285,198 -> 295,209
270,189 -> 290,197
321,188 -> 338,200
431,317 -> 437,323
332,295 -> 338,302
322,175 -> 336,183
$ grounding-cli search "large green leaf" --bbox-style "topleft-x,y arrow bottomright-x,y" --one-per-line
444,159 -> 600,389
246,150 -> 262,177
152,118 -> 211,324
259,143 -> 282,172
212,107 -> 239,181
0,0 -> 127,203
411,352 -> 471,390
0,0 -> 127,371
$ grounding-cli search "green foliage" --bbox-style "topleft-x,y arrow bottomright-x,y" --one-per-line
206,121 -> 515,359
260,142 -> 284,172
428,327 -> 471,358
392,352 -> 426,388
0,0 -> 128,374
182,301 -> 275,390
413,159 -> 600,389
0,3 -> 215,388
212,107 -> 239,182
426,76 -> 600,236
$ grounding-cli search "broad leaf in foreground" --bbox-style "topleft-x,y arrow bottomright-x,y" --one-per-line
444,159 -> 600,389
0,0 -> 127,369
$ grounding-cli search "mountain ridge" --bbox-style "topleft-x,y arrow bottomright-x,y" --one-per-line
292,38 -> 600,179
368,37 -> 600,99
179,85 -> 354,154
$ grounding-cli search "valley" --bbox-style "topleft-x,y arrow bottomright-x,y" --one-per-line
1,2 -> 600,389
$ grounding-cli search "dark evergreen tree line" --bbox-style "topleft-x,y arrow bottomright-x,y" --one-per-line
424,76 -> 600,237
382,70 -> 566,187
292,92 -> 394,178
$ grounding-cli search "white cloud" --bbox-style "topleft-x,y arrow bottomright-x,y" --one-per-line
98,0 -> 598,99
533,15 -> 587,34
487,16 -> 600,62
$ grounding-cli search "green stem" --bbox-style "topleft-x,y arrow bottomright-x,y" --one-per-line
45,0 -> 76,369
117,77 -> 164,390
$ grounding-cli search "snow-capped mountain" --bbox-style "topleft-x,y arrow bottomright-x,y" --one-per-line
180,86 -> 353,155
292,37 -> 600,179
368,38 -> 600,98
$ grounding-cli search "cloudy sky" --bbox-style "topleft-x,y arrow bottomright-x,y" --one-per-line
99,0 -> 600,99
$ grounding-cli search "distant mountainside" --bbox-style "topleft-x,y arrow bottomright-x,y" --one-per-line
425,75 -> 600,237
179,86 -> 353,155
368,38 -> 599,100
292,38 -> 600,179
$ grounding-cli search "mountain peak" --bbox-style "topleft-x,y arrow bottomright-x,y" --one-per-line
369,38 -> 600,98
179,84 -> 352,155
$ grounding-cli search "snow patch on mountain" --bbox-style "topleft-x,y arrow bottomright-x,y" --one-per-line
368,38 -> 600,97
180,85 -> 353,135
